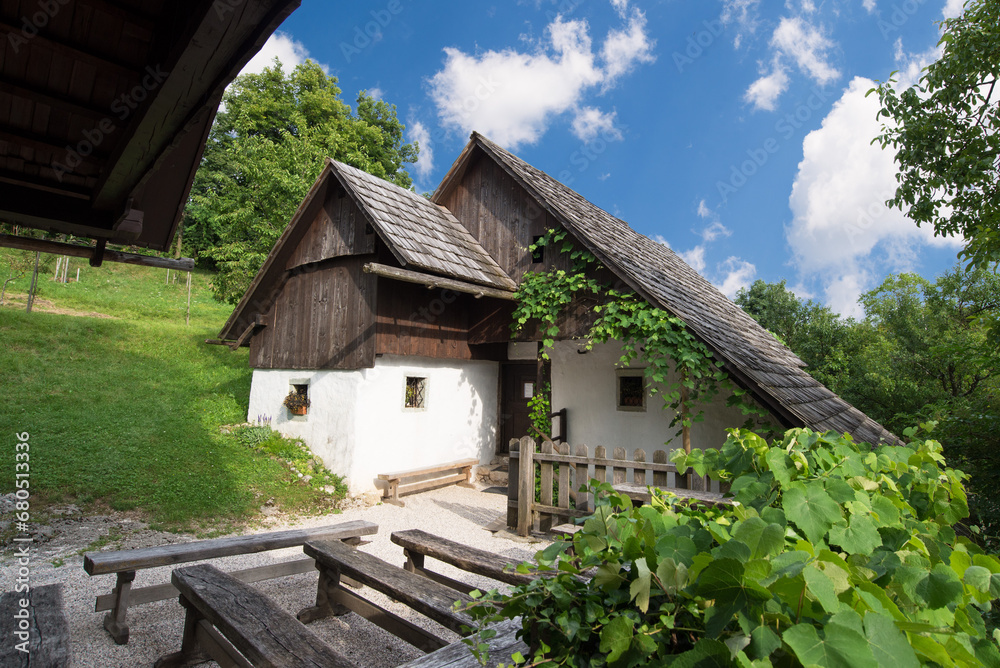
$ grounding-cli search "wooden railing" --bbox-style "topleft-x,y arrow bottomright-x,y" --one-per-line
506,436 -> 717,536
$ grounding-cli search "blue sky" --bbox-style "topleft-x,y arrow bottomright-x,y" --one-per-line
240,0 -> 967,317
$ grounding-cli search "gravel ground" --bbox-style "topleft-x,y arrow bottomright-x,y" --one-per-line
0,486 -> 549,667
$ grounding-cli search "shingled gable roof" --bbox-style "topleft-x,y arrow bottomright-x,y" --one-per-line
217,158 -> 513,341
435,132 -> 897,445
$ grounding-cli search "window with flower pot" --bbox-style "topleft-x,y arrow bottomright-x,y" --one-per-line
404,376 -> 427,410
283,383 -> 310,416
617,370 -> 646,411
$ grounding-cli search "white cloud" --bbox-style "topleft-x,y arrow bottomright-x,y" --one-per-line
610,0 -> 629,17
428,13 -> 653,148
942,0 -> 965,19
240,32 -> 313,75
697,199 -> 712,219
367,87 -> 384,100
786,76 -> 963,316
715,257 -> 757,298
701,221 -> 732,243
681,246 -> 707,273
770,17 -> 840,85
571,107 -> 622,141
745,62 -> 789,111
863,0 -> 877,13
601,10 -> 656,85
721,0 -> 761,49
653,234 -> 671,248
409,121 -> 434,181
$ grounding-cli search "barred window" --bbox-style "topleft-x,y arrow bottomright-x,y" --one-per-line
404,376 -> 427,409
617,372 -> 646,411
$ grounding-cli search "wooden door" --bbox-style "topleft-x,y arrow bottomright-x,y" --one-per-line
499,363 -> 536,454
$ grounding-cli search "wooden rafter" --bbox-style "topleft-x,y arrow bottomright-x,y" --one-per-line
0,234 -> 194,271
0,126 -> 109,162
0,20 -> 142,79
363,263 -> 518,301
0,167 -> 92,199
76,0 -> 157,31
0,77 -> 110,119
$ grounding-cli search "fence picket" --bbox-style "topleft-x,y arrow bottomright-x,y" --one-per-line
558,442 -> 571,523
574,443 -> 590,513
517,436 -> 536,536
595,446 -> 608,484
612,447 -> 627,484
632,449 -> 647,486
539,441 -> 554,532
653,450 -> 668,489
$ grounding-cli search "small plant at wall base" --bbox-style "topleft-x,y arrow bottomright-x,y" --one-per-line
283,390 -> 310,415
233,424 -> 347,500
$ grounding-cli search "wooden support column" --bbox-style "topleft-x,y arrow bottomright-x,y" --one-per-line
103,570 -> 136,645
517,436 -> 536,537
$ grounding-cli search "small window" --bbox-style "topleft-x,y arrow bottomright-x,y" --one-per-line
530,236 -> 544,263
404,376 -> 427,409
617,372 -> 646,411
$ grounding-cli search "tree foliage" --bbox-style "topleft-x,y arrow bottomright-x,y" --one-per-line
184,59 -> 417,303
872,0 -> 1000,269
466,428 -> 1000,667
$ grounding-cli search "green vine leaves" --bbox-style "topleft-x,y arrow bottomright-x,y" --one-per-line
463,428 -> 1000,667
511,228 -> 771,437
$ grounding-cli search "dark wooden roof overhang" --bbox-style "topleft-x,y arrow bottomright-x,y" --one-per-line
0,0 -> 300,252
435,136 -> 803,430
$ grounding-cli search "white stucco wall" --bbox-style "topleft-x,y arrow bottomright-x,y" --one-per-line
248,356 -> 499,496
549,340 -> 750,488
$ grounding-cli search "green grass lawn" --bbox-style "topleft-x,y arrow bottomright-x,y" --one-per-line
0,251 -> 342,532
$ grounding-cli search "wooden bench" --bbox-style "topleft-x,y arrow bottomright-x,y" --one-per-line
391,529 -> 539,594
301,538 -> 475,653
378,458 -> 478,506
398,618 -> 527,668
83,519 -> 378,644
154,564 -> 356,668
0,584 -> 71,667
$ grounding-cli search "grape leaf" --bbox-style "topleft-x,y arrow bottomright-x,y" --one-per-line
783,484 -> 843,544
783,622 -> 878,668
829,514 -> 882,554
863,612 -> 919,668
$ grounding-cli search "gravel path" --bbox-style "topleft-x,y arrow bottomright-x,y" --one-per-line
0,486 -> 549,667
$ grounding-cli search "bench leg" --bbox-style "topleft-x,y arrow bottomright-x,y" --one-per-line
153,598 -> 210,667
402,548 -> 425,574
297,565 -> 351,623
383,479 -> 405,507
103,570 -> 135,645
457,465 -> 475,489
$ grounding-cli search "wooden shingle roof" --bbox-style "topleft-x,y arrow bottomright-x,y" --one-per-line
332,161 -> 515,291
450,133 -> 896,445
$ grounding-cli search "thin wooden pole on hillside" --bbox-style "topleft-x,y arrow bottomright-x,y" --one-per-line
62,256 -> 69,283
53,256 -> 61,282
26,252 -> 39,314
166,268 -> 170,285
186,271 -> 192,326
76,268 -> 79,282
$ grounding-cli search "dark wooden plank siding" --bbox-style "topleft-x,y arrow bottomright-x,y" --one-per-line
440,152 -> 562,284
250,256 -> 376,370
375,279 -> 477,360
287,185 -> 374,269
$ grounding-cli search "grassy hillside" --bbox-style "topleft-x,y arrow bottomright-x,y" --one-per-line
0,251 -> 341,532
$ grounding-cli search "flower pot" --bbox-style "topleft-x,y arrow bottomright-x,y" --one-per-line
290,406 -> 308,416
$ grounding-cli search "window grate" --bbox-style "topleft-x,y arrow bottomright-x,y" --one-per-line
405,376 -> 427,409
618,374 -> 645,410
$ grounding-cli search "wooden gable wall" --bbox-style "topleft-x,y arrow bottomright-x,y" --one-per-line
437,150 -> 570,284
250,185 -> 377,370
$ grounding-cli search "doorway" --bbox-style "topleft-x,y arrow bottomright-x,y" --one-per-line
499,362 -> 536,454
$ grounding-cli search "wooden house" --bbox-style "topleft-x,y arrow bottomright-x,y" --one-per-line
216,133 -> 895,497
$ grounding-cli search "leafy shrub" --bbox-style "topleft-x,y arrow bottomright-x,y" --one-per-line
466,427 -> 1000,667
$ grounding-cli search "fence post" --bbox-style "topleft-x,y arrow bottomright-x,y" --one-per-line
633,449 -> 647,486
612,447 -> 627,484
507,439 -> 520,530
539,441 -> 554,533
517,436 -> 536,537
574,444 -> 590,513
653,450 -> 668,489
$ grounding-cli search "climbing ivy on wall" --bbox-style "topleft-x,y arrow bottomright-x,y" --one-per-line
511,229 -> 769,437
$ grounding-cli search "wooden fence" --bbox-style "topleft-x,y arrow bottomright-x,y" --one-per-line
506,436 -> 716,536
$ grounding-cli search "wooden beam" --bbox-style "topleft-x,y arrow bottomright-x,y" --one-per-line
0,76 -> 110,119
0,167 -> 92,199
0,234 -> 194,271
92,0 -> 301,210
228,314 -> 266,350
363,263 -> 517,301
0,20 -> 142,79
76,0 -> 158,31
0,126 -> 108,162
0,181 -> 114,231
